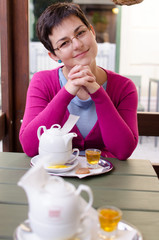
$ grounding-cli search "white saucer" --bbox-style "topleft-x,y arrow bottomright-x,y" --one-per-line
13,220 -> 42,240
30,155 -> 79,173
13,218 -> 92,240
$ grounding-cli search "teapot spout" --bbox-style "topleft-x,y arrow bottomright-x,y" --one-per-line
64,132 -> 77,149
18,163 -> 49,196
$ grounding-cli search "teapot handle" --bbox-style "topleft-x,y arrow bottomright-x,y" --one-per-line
67,148 -> 79,164
76,185 -> 93,217
37,126 -> 46,140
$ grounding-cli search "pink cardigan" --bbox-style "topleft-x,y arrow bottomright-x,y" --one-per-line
19,67 -> 138,160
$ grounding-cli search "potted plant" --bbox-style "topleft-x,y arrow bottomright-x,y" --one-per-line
92,12 -> 108,33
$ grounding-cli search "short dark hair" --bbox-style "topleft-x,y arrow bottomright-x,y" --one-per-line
36,2 -> 91,55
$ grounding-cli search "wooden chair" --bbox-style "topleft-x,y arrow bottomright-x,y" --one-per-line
147,78 -> 159,147
124,75 -> 145,112
137,112 -> 159,178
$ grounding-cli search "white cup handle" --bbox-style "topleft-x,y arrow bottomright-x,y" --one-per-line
67,148 -> 79,163
76,184 -> 93,219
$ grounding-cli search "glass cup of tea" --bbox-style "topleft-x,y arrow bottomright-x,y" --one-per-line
97,205 -> 122,239
85,149 -> 101,168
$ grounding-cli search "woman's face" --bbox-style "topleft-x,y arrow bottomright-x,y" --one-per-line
49,15 -> 98,70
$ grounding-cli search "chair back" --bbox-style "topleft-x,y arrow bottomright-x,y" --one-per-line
137,112 -> 159,136
137,112 -> 159,177
124,75 -> 144,111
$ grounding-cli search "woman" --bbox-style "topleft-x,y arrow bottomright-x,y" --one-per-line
19,2 -> 138,160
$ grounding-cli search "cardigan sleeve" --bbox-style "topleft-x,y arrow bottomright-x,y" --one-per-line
19,72 -> 74,157
90,82 -> 138,160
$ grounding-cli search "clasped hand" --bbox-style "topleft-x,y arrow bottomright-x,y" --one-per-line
65,65 -> 100,96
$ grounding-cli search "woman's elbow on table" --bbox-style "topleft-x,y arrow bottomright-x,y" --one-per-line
115,151 -> 133,161
112,137 -> 138,161
19,133 -> 38,157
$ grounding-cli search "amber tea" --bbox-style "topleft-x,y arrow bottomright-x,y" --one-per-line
98,206 -> 122,233
85,149 -> 101,165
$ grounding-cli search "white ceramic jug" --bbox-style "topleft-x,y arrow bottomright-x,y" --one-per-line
37,124 -> 79,164
18,166 -> 93,240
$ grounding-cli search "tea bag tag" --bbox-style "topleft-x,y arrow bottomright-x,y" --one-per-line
61,114 -> 80,134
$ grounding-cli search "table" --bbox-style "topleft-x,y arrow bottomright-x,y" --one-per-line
0,152 -> 159,240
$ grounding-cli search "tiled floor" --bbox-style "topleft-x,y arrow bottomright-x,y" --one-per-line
0,137 -> 159,164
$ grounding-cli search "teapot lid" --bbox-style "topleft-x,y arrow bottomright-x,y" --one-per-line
49,124 -> 63,136
44,177 -> 75,197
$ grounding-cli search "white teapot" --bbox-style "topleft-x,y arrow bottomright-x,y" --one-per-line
18,165 -> 93,240
37,124 -> 79,165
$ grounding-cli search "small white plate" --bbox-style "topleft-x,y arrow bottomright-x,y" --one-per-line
30,155 -> 78,173
13,220 -> 41,240
13,218 -> 92,240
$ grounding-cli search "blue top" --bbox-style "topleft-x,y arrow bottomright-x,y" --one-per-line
59,68 -> 107,138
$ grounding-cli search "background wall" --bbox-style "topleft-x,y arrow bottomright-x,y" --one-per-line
119,0 -> 159,111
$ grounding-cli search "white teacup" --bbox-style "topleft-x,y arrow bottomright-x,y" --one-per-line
29,214 -> 84,240
39,148 -> 79,166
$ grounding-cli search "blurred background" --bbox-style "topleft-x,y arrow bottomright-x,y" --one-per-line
0,0 -> 159,162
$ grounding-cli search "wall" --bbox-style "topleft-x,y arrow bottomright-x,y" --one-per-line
119,0 -> 159,111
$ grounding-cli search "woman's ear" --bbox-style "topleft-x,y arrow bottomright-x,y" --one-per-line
90,25 -> 96,36
48,52 -> 59,62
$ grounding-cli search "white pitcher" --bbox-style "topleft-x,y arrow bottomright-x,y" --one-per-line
18,165 -> 93,240
37,124 -> 79,164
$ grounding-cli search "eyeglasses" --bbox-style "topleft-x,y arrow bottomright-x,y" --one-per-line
53,26 -> 90,52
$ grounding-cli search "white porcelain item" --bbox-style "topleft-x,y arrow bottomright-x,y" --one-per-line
13,216 -> 92,240
18,169 -> 93,240
45,159 -> 79,173
30,155 -> 79,173
37,115 -> 80,164
39,148 -> 79,165
37,124 -> 77,153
